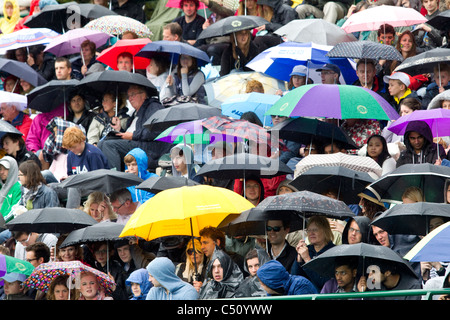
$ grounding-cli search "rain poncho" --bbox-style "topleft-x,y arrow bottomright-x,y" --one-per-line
235,248 -> 271,298
125,148 -> 157,203
342,216 -> 372,244
170,144 -> 203,183
0,0 -> 20,35
199,248 -> 244,299
126,268 -> 153,300
146,257 -> 199,300
0,156 -> 21,222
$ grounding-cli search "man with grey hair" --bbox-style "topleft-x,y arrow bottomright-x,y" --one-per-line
0,101 -> 32,140
110,188 -> 140,225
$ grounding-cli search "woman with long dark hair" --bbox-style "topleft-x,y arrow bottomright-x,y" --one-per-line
365,134 -> 397,175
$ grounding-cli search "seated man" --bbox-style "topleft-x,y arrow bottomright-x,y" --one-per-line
317,63 -> 341,84
173,0 -> 205,45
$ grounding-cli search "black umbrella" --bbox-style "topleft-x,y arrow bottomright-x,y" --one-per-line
5,208 -> 98,234
302,243 -> 418,279
197,15 -> 269,41
326,40 -> 404,61
58,169 -> 143,194
194,152 -> 293,180
26,79 -> 79,115
217,207 -> 305,237
426,9 -> 450,31
0,58 -> 47,87
290,166 -> 375,205
394,47 -> 450,75
0,119 -> 23,138
269,117 -> 357,150
144,103 -> 222,132
370,202 -> 450,236
366,163 -> 450,204
136,176 -> 200,194
60,221 -> 124,247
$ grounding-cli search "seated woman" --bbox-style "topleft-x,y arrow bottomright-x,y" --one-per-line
363,134 -> 397,176
219,29 -> 260,76
162,54 -> 207,105
2,133 -> 41,168
67,91 -> 96,134
146,55 -> 171,100
83,191 -> 117,223
87,91 -> 129,146
170,143 -> 204,183
71,40 -> 105,80
46,274 -> 79,300
78,271 -> 113,300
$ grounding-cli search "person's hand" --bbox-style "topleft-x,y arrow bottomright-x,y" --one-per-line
193,280 -> 203,292
346,4 -> 357,17
275,89 -> 283,96
296,239 -> 310,263
181,66 -> 189,74
27,55 -> 35,66
166,74 -> 173,86
111,116 -> 121,131
108,272 -> 117,292
256,25 -> 266,32
117,132 -> 133,140
81,65 -> 88,76
329,219 -> 344,234
202,19 -> 211,29
416,23 -> 432,32
357,276 -> 367,292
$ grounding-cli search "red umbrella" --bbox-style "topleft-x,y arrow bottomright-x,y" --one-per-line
97,38 -> 151,71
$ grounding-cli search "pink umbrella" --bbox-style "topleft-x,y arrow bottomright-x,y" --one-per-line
341,5 -> 427,33
166,0 -> 207,10
44,28 -> 111,58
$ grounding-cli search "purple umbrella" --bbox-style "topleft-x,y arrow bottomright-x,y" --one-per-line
44,28 -> 111,57
388,108 -> 450,137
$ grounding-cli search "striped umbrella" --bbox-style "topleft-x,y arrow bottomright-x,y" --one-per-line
83,15 -> 152,38
0,28 -> 59,54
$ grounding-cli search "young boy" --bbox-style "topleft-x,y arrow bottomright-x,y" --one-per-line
1,272 -> 33,300
383,72 -> 420,112
125,268 -> 153,300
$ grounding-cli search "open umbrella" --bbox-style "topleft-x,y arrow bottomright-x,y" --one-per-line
136,176 -> 200,194
294,152 -> 383,178
24,2 -> 81,32
5,208 -> 98,234
274,19 -> 357,46
196,15 -> 269,40
394,47 -> 450,75
0,28 -> 59,55
246,41 -> 358,84
341,5 -> 427,33
366,163 -> 450,204
326,40 -> 404,62
404,221 -> 450,263
426,9 -> 450,31
303,243 -> 418,279
84,15 -> 152,38
0,91 -> 28,112
58,169 -> 143,194
96,38 -> 151,71
0,253 -> 35,281
0,119 -> 23,139
371,202 -> 450,236
203,71 -> 288,108
23,260 -> 115,294
290,166 -> 375,205
44,28 -> 111,57
265,84 -> 399,121
221,92 -> 280,127
195,152 -> 293,180
0,58 -> 48,87
269,116 -> 358,150
144,103 -> 221,132
60,221 -> 125,248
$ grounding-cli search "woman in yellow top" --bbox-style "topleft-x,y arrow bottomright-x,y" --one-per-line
0,0 -> 20,35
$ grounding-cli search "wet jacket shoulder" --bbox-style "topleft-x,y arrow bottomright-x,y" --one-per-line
257,0 -> 298,32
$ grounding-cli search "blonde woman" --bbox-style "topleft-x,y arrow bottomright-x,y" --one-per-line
83,191 -> 117,223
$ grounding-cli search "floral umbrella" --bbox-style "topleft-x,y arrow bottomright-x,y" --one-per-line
83,15 -> 152,38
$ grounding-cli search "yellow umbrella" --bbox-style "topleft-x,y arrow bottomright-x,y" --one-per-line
119,185 -> 254,241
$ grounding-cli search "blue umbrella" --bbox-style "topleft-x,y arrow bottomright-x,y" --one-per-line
246,41 -> 357,84
135,40 -> 211,69
221,92 -> 280,127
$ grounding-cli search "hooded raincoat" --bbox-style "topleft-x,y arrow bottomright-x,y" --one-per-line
126,268 -> 153,300
235,248 -> 271,298
0,156 -> 21,223
125,148 -> 157,203
170,144 -> 203,183
256,0 -> 298,32
0,0 -> 20,35
146,257 -> 199,300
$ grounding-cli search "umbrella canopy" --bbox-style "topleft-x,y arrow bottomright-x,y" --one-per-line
197,15 -> 269,40
290,166 -> 375,205
269,116 -> 358,150
266,84 -> 399,121
221,92 -> 280,127
0,254 -> 35,279
371,202 -> 450,236
210,117 -> 271,144
366,163 -> 450,204
144,103 -> 221,132
404,221 -> 450,262
246,41 -> 358,84
0,28 -> 59,55
119,185 -> 254,241
218,207 -> 305,237
326,40 -> 404,61
44,28 -> 111,57
294,152 -> 383,178
195,152 -> 294,180
26,79 -> 80,114
254,191 -> 355,220
303,243 -> 418,279
23,260 -> 115,293
136,176 -> 200,194
84,15 -> 152,38
0,58 -> 48,87
341,5 -> 427,33
426,9 -> 450,31
60,221 -> 124,247
387,108 -> 450,138
96,38 -> 151,71
394,47 -> 450,75
136,40 -> 211,67
204,71 -> 287,108
0,91 -> 28,111
274,19 -> 357,46
58,169 -> 143,194
0,119 -> 23,138
5,208 -> 98,234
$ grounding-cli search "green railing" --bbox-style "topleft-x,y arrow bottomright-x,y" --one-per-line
239,289 -> 450,300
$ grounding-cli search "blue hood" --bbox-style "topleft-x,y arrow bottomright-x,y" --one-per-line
257,260 -> 290,291
126,268 -> 153,300
125,147 -> 157,203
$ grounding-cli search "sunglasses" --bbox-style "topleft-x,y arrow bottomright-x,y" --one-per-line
266,226 -> 282,232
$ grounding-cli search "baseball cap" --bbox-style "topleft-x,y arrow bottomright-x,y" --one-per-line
317,63 -> 341,77
383,72 -> 411,87
0,158 -> 11,170
289,65 -> 307,77
1,272 -> 27,283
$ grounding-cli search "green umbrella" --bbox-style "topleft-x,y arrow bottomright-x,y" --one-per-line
0,254 -> 35,278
